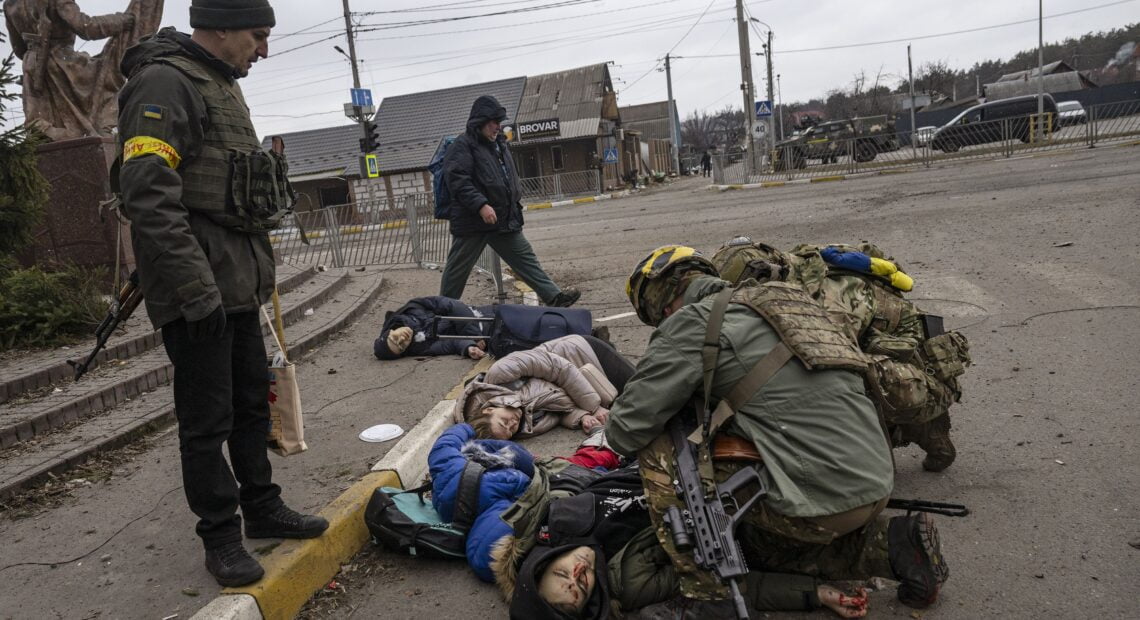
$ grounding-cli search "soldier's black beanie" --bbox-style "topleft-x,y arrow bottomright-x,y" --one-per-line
190,0 -> 276,30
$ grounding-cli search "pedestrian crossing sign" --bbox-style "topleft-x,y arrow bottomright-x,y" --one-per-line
755,100 -> 773,118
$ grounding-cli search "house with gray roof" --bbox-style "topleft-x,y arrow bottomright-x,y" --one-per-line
984,60 -> 1097,100
264,76 -> 525,210
509,63 -> 630,189
619,101 -> 680,173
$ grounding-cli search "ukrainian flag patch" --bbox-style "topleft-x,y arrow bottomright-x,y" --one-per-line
141,104 -> 164,120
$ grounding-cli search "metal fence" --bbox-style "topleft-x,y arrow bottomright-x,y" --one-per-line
270,193 -> 509,300
518,170 -> 600,202
714,98 -> 1140,185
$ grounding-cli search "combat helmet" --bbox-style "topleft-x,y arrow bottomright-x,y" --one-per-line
626,245 -> 719,326
711,236 -> 790,284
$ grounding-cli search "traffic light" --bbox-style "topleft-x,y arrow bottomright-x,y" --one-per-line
360,121 -> 380,153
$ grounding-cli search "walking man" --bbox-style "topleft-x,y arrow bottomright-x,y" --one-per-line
440,95 -> 579,307
117,0 -> 327,587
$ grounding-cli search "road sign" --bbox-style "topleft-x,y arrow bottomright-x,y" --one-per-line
351,88 -> 373,107
362,153 -> 379,178
755,100 -> 773,118
602,147 -> 619,164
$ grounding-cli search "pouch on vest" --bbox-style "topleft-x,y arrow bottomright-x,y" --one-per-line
866,356 -> 947,424
229,149 -> 295,232
920,331 -> 971,383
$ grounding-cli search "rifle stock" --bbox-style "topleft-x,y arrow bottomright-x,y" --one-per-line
69,272 -> 143,381
663,415 -> 767,619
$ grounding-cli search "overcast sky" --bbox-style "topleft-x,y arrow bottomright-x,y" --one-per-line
2,0 -> 1137,137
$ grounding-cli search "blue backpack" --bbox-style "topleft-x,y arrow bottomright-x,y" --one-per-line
429,136 -> 457,219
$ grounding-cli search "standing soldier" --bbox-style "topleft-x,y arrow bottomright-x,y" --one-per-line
116,0 -> 327,587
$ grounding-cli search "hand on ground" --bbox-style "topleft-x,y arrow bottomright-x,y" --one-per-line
467,345 -> 486,360
818,585 -> 868,618
581,414 -> 603,434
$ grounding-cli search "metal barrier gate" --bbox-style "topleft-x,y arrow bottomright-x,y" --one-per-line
271,193 -> 509,301
714,98 -> 1140,185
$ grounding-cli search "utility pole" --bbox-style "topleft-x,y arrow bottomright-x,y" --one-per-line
735,0 -> 757,174
908,44 -> 917,159
765,30 -> 775,158
664,53 -> 681,175
976,73 -> 980,98
777,73 -> 784,140
1036,0 -> 1044,141
341,0 -> 371,152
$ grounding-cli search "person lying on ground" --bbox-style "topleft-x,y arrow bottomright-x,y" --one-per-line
451,335 -> 636,439
373,295 -> 491,361
494,464 -> 875,620
426,423 -> 623,582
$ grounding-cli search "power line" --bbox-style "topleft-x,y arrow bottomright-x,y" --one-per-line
776,0 -> 1138,54
273,17 -> 342,40
353,0 -> 601,32
666,0 -> 717,56
356,0 -> 556,15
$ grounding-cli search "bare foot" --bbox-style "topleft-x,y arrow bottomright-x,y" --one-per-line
818,585 -> 868,618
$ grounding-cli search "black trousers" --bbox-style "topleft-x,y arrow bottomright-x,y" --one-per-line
162,311 -> 282,548
582,334 -> 637,394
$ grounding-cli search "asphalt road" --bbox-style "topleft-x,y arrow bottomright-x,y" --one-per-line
319,144 -> 1140,619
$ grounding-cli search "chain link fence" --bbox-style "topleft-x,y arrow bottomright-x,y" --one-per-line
270,193 -> 509,301
714,98 -> 1140,185
518,169 -> 601,203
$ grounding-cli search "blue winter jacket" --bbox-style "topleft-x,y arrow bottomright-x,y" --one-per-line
428,424 -> 534,581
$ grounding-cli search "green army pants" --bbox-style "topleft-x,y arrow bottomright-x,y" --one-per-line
637,434 -> 894,600
438,231 -> 561,303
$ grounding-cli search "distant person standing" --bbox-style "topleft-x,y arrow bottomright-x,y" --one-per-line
439,95 -> 579,307
700,149 -> 712,177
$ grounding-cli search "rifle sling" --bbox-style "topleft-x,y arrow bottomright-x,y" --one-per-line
691,284 -> 796,444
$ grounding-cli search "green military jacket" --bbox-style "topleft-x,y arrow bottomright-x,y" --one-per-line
605,276 -> 894,518
117,28 -> 275,329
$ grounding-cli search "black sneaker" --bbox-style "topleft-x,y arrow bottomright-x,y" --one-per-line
888,512 -> 949,608
204,541 -> 264,587
245,505 -> 329,539
548,288 -> 581,308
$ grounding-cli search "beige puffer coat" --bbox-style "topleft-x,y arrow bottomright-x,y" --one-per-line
452,335 -> 617,437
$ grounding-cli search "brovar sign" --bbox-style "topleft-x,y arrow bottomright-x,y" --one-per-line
517,118 -> 561,140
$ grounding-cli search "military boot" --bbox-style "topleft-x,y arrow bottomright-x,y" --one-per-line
888,512 -> 949,609
917,414 -> 956,472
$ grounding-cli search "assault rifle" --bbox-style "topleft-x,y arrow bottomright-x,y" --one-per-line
887,498 -> 969,517
662,414 -> 767,620
69,272 -> 143,381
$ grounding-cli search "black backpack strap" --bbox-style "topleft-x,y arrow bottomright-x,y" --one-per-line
451,460 -> 486,532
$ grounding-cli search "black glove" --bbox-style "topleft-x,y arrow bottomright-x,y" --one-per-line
187,305 -> 227,342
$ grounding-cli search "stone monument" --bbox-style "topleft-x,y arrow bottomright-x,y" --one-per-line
4,0 -> 164,278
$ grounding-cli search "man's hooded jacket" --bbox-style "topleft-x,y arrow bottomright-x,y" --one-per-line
442,95 -> 525,236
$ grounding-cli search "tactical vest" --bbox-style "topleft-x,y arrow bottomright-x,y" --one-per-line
730,281 -> 872,374
151,55 -> 294,233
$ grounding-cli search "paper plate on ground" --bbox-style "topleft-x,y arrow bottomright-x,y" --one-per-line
359,424 -> 404,443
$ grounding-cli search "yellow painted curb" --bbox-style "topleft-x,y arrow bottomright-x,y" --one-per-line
760,181 -> 785,188
512,280 -> 534,294
810,175 -> 846,183
226,469 -> 402,620
529,203 -> 553,210
572,197 -> 596,204
381,220 -> 408,230
877,169 -> 910,175
725,184 -> 744,190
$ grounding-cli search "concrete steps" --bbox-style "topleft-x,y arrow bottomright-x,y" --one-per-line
0,265 -> 316,406
0,270 -> 386,499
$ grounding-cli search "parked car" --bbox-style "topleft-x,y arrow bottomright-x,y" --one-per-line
1056,100 -> 1087,126
931,94 -> 1058,152
913,126 -> 937,147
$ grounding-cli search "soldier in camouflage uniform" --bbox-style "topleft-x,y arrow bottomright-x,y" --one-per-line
711,238 -> 971,472
602,246 -> 951,612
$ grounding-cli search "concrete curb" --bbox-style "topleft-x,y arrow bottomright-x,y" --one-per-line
709,167 -> 916,192
523,189 -> 631,211
221,469 -> 402,620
